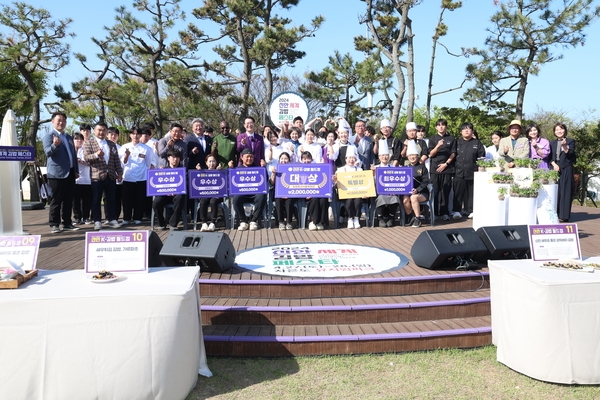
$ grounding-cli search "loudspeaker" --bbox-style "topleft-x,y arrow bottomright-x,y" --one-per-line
411,228 -> 488,269
476,225 -> 530,260
148,230 -> 164,267
160,231 -> 236,272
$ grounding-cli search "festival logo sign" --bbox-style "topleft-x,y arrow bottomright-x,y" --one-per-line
235,243 -> 408,278
146,168 -> 186,196
188,170 -> 228,199
336,170 -> 376,199
375,167 -> 413,195
275,163 -> 332,198
268,91 -> 309,125
229,167 -> 268,195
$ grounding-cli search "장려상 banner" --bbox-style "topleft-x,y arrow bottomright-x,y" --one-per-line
188,169 -> 228,199
275,163 -> 332,198
375,167 -> 413,195
229,167 -> 268,196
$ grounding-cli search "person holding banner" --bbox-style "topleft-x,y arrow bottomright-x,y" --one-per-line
300,151 -> 329,231
233,148 -> 267,231
402,141 -> 430,228
371,140 -> 400,228
270,152 -> 296,230
152,149 -> 187,231
198,154 -> 223,232
334,147 -> 364,229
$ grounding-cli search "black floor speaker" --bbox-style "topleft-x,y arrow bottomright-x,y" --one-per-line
411,228 -> 488,269
476,225 -> 530,260
148,230 -> 164,267
159,231 -> 236,272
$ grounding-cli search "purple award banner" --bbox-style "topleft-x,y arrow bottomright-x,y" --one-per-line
229,167 -> 268,196
0,146 -> 35,161
275,163 -> 332,198
188,169 -> 228,199
375,167 -> 413,195
146,167 -> 187,196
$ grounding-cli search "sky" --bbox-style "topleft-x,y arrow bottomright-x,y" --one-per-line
5,0 -> 600,123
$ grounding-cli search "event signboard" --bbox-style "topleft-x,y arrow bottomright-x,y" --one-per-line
336,170 -> 376,199
0,235 -> 41,271
275,163 -> 332,198
84,231 -> 150,274
146,167 -> 186,196
188,170 -> 228,199
229,167 -> 268,196
0,146 -> 35,161
375,167 -> 413,195
268,91 -> 309,126
528,223 -> 581,261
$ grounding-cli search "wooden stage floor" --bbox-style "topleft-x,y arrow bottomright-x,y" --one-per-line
20,204 -> 600,356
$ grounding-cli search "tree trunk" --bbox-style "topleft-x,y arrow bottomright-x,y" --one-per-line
405,20 -> 415,123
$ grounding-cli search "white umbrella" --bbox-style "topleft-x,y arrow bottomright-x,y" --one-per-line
0,109 -> 24,234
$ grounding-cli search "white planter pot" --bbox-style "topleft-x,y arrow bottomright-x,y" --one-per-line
538,184 -> 558,210
507,196 -> 537,225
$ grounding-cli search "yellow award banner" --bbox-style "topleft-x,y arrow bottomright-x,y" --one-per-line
336,170 -> 376,199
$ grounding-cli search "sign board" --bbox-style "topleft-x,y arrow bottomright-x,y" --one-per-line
0,146 -> 35,161
528,223 -> 581,261
375,167 -> 413,195
229,167 -> 268,196
275,163 -> 332,198
188,169 -> 228,199
147,167 -> 186,196
0,235 -> 41,271
268,91 -> 310,126
336,170 -> 376,199
84,231 -> 151,274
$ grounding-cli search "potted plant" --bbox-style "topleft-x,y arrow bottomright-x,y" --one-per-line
534,169 -> 560,184
497,158 -> 506,171
492,172 -> 514,184
509,182 -> 542,198
497,186 -> 508,200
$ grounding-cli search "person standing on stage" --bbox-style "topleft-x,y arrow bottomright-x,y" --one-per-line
427,119 -> 456,221
550,123 -> 576,222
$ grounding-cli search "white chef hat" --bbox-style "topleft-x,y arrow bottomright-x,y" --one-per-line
406,140 -> 419,156
345,145 -> 357,159
380,119 -> 391,129
378,139 -> 390,155
406,122 -> 417,131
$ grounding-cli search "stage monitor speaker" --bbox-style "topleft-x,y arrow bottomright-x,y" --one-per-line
411,228 -> 488,269
147,230 -> 164,267
160,231 -> 236,272
476,225 -> 530,260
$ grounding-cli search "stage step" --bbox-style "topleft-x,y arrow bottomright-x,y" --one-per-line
202,315 -> 492,356
201,289 -> 490,326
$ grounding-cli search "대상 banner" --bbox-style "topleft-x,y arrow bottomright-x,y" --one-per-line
188,170 -> 228,199
275,163 -> 332,198
147,168 -> 187,196
336,170 -> 376,199
375,167 -> 413,195
229,167 -> 268,196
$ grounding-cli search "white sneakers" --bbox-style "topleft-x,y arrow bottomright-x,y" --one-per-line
452,212 -> 462,220
108,220 -> 121,228
208,222 -> 215,231
249,222 -> 258,231
94,221 -> 102,230
200,222 -> 216,232
347,217 -> 360,229
309,222 -> 317,231
238,222 -> 249,231
200,223 -> 209,232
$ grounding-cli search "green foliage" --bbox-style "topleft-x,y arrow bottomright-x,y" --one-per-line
509,181 -> 542,198
436,103 -> 514,145
492,172 -> 513,183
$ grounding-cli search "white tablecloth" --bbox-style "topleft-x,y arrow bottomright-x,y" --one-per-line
489,259 -> 600,384
0,267 -> 211,400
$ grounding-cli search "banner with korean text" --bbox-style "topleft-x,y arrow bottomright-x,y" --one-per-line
147,168 -> 186,196
188,170 -> 228,199
275,163 -> 332,198
375,167 -> 413,195
336,170 -> 376,199
229,167 -> 268,195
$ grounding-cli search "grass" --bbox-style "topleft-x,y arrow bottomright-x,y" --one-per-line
187,346 -> 600,400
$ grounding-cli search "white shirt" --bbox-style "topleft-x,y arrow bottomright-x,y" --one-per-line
297,142 -> 323,163
120,142 -> 153,182
76,147 -> 91,185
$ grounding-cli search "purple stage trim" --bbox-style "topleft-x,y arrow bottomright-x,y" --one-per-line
203,327 -> 492,342
198,272 -> 489,285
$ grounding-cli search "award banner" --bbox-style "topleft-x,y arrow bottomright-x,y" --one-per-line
275,163 -> 332,198
146,167 -> 186,196
375,167 -> 413,195
229,167 -> 268,195
84,231 -> 150,274
188,170 -> 228,199
336,170 -> 376,199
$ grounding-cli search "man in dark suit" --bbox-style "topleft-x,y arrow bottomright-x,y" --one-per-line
83,122 -> 123,230
185,118 -> 213,170
42,112 -> 79,233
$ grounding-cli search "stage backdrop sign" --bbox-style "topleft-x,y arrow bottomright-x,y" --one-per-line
147,167 -> 186,196
375,167 -> 413,195
85,231 -> 150,274
229,167 -> 267,196
236,243 -> 408,278
275,163 -> 332,198
528,223 -> 581,261
188,170 -> 228,199
336,170 -> 376,199
268,91 -> 309,125
0,146 -> 35,161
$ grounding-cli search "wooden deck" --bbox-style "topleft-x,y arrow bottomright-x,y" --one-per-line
21,203 -> 600,356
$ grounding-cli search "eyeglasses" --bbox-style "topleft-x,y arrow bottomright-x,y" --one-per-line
220,127 -> 230,130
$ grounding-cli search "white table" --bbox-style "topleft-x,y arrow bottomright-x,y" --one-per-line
489,260 -> 600,384
0,267 -> 211,400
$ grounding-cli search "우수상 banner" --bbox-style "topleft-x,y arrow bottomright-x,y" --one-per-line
229,167 -> 268,196
188,170 -> 228,199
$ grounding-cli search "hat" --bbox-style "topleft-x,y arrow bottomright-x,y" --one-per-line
405,122 -> 417,131
406,140 -> 419,156
345,145 -> 357,159
380,119 -> 391,129
241,148 -> 253,156
378,139 -> 390,155
507,120 -> 522,130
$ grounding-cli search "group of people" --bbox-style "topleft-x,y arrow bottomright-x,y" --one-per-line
43,112 -> 575,235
